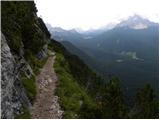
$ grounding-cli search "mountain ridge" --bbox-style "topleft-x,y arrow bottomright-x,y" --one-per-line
46,14 -> 158,35
48,14 -> 159,102
1,1 -> 159,119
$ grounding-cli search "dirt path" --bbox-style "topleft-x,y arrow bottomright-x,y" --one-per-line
31,55 -> 63,119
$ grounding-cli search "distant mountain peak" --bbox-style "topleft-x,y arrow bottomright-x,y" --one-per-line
68,29 -> 79,34
51,27 -> 67,33
128,14 -> 145,21
116,14 -> 157,29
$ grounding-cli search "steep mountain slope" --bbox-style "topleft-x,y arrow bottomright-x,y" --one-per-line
60,41 -> 101,73
2,1 -> 111,119
50,15 -> 159,100
1,1 -> 158,119
1,1 -> 51,118
1,1 -> 126,119
79,22 -> 159,99
48,39 -> 158,118
48,39 -> 128,118
48,27 -> 83,44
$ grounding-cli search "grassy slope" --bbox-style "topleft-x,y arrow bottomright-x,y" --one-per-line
54,53 -> 97,118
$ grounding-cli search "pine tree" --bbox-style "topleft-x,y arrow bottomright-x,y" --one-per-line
129,84 -> 159,118
101,77 -> 128,118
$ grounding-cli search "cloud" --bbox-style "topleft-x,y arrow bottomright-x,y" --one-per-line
35,0 -> 160,30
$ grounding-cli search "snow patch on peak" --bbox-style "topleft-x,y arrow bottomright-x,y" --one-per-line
130,23 -> 148,29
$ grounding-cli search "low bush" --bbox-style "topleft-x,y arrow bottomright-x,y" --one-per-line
15,106 -> 31,119
24,49 -> 48,75
20,73 -> 36,103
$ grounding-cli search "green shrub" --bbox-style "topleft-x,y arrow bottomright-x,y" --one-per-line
1,1 -> 48,55
101,78 -> 128,118
24,49 -> 48,75
20,51 -> 48,102
15,106 -> 31,119
132,84 -> 159,118
21,73 -> 36,103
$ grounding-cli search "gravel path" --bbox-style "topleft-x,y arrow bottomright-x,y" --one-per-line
31,56 -> 63,119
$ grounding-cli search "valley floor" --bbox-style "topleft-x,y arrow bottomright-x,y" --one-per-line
31,55 -> 63,118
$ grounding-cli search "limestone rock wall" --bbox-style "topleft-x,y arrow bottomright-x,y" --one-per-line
1,33 -> 32,118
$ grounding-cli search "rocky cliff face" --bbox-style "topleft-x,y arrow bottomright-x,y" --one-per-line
1,32 -> 49,119
1,1 -> 51,118
1,33 -> 16,118
1,33 -> 32,118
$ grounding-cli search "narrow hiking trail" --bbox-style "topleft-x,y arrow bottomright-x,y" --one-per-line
31,55 -> 63,119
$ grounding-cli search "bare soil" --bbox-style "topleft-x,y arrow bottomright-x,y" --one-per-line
31,56 -> 63,119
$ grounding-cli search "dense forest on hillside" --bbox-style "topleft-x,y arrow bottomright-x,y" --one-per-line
52,25 -> 159,102
48,39 -> 159,118
1,1 -> 159,119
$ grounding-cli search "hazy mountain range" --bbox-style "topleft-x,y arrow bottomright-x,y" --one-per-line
2,1 -> 158,118
46,15 -> 159,101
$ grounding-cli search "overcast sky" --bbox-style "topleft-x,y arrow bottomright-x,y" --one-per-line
35,0 -> 159,30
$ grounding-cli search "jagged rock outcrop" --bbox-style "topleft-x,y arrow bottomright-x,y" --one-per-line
1,32 -> 49,118
1,33 -> 15,118
37,44 -> 48,59
1,33 -> 31,118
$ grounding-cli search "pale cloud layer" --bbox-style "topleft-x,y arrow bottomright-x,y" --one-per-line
35,0 -> 160,30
